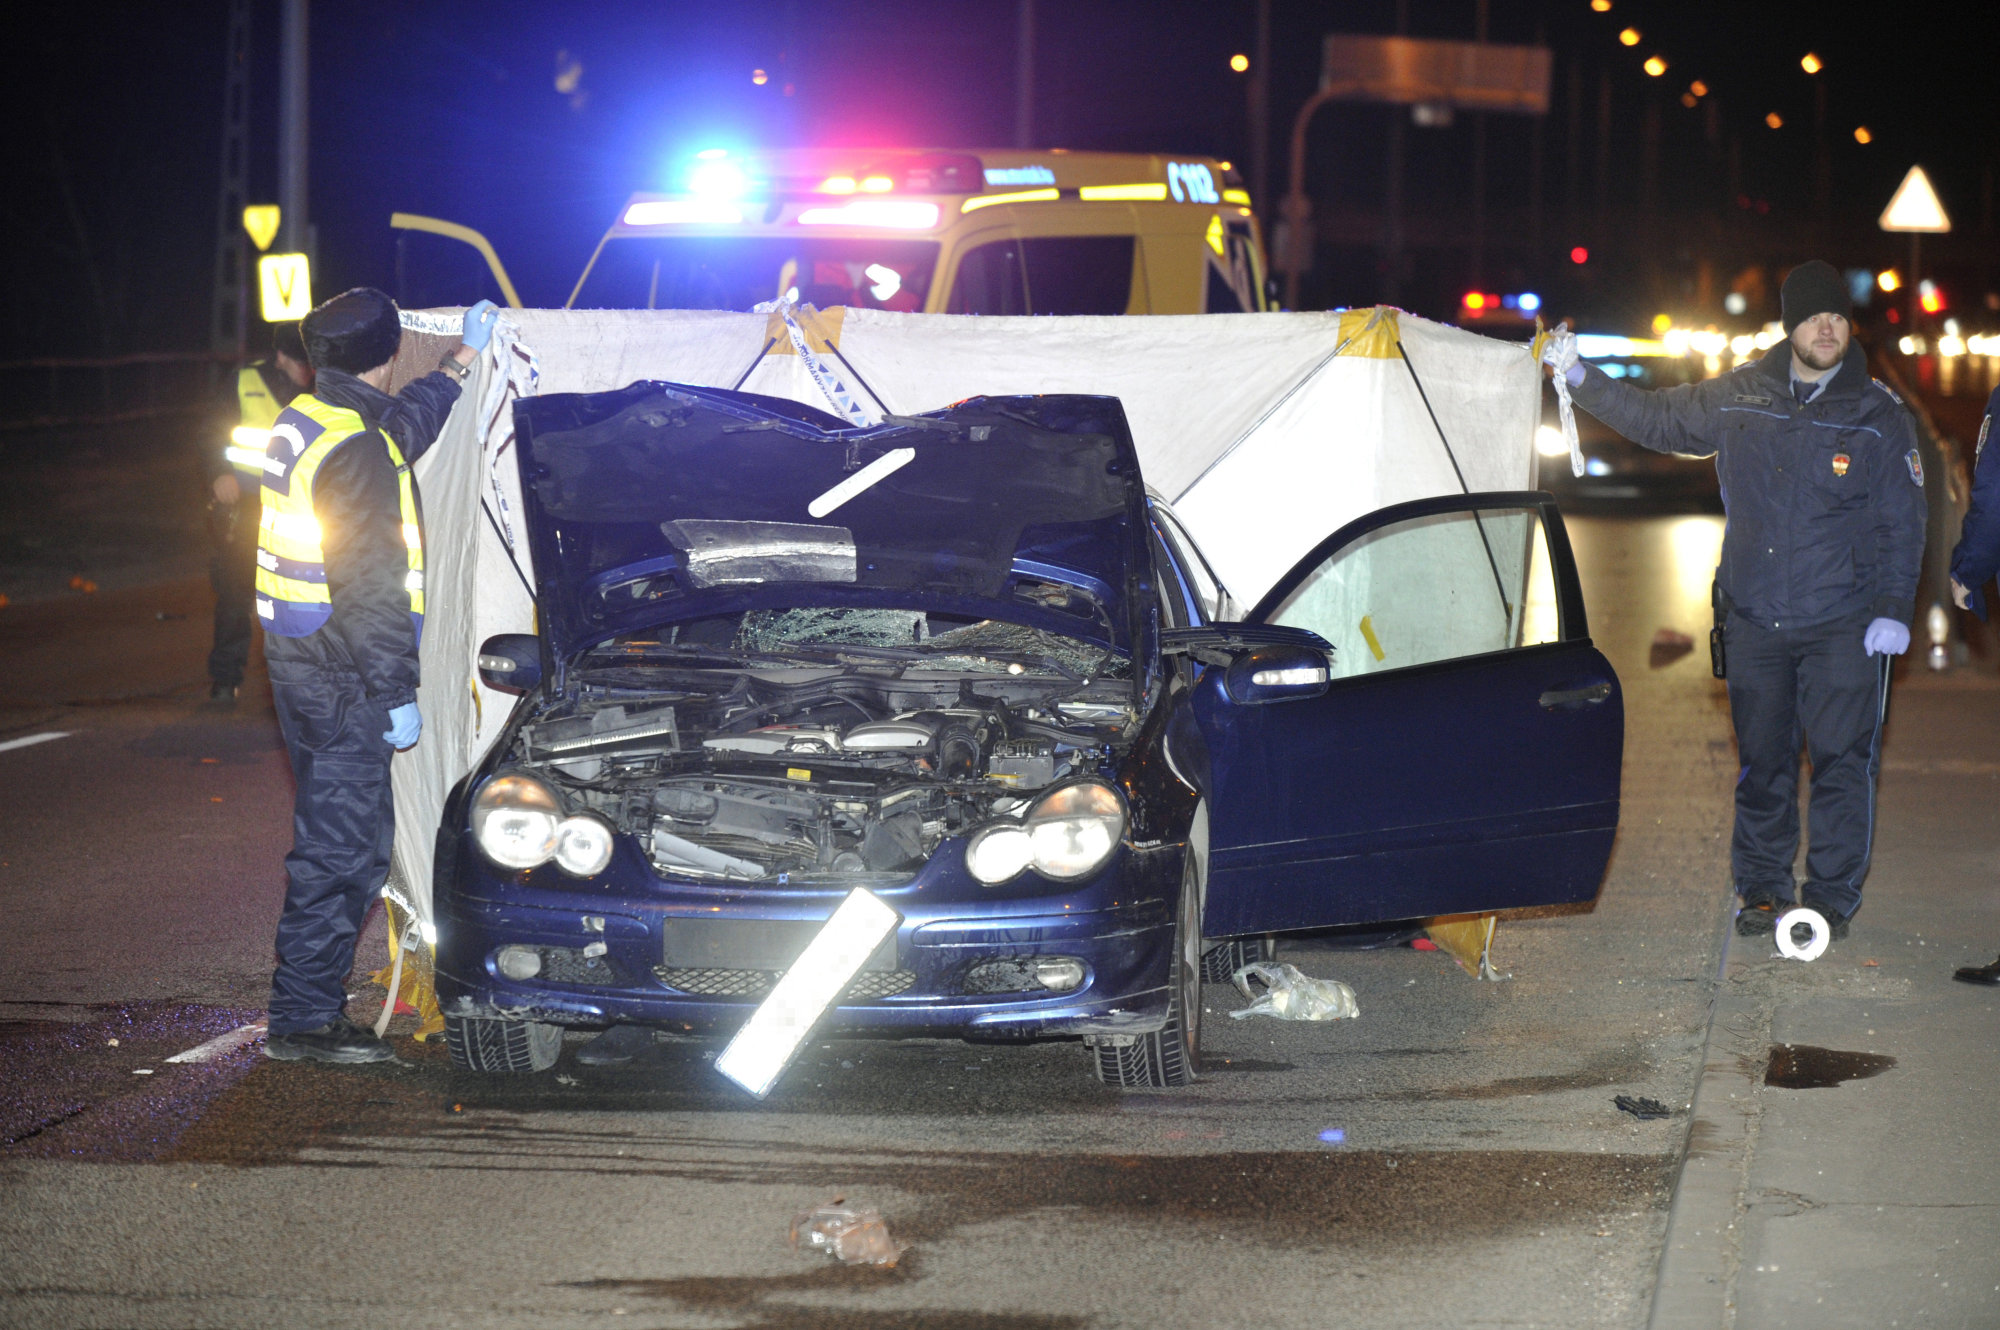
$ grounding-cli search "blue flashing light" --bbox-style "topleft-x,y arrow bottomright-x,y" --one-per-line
1517,291 -> 1542,313
984,165 -> 1055,187
695,147 -> 730,160
690,160 -> 748,199
1502,294 -> 1519,310
1585,458 -> 1612,477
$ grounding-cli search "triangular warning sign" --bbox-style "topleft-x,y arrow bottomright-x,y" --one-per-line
1880,166 -> 1950,233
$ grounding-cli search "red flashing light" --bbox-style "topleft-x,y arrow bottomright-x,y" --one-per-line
1920,287 -> 1944,315
1570,246 -> 1589,264
1463,291 -> 1487,311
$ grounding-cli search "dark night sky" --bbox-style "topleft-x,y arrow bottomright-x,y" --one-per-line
5,1 -> 1998,361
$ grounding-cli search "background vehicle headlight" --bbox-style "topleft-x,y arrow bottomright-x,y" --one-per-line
966,822 -> 1034,884
1025,781 -> 1126,879
471,773 -> 562,869
553,813 -> 615,877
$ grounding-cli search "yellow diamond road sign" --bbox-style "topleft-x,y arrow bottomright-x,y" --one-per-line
258,253 -> 312,321
241,204 -> 281,252
1880,166 -> 1950,233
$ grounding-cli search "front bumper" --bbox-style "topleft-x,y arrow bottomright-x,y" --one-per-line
433,837 -> 1179,1041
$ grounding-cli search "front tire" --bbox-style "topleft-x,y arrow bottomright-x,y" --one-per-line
444,1014 -> 561,1073
1094,852 -> 1202,1089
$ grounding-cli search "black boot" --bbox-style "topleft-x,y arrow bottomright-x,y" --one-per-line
1952,954 -> 2000,986
265,1016 -> 394,1063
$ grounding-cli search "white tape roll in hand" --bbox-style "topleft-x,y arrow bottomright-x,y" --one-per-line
1539,322 -> 1585,478
1774,907 -> 1831,962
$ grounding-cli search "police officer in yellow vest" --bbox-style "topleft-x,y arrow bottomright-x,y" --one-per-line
207,321 -> 312,706
258,287 -> 498,1063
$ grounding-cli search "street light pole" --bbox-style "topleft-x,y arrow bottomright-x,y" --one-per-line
278,0 -> 309,257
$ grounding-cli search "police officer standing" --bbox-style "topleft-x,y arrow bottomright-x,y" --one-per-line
1562,260 -> 1926,946
258,288 -> 499,1063
207,322 -> 312,706
1947,385 -> 2000,986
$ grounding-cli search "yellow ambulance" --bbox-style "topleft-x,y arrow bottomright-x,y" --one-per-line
397,148 -> 1271,316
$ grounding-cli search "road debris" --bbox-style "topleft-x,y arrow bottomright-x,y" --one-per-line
1613,1095 -> 1671,1120
1229,962 -> 1359,1022
790,1200 -> 905,1266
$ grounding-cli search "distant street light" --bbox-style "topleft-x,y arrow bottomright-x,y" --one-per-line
1230,52 -> 1249,73
751,69 -> 769,85
1618,27 -> 1640,45
1765,111 -> 1784,129
1854,126 -> 1874,144
1643,55 -> 1666,76
1590,0 -> 1610,11
1689,80 -> 1708,97
1801,53 -> 1823,74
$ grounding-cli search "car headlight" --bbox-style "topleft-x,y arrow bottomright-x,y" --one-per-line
471,773 -> 563,869
552,812 -> 615,877
966,780 -> 1126,885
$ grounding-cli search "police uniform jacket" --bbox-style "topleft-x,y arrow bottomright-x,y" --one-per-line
1948,383 -> 2000,619
1572,342 -> 1926,630
262,367 -> 462,708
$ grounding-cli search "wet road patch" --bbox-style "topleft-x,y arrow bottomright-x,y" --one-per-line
0,1002 -> 266,1161
1763,1044 -> 1896,1090
569,1265 -> 1086,1330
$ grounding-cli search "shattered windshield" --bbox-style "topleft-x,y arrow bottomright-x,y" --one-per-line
588,608 -> 1126,679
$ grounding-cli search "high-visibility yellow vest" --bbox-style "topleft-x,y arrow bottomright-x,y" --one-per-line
226,365 -> 285,481
254,393 -> 425,641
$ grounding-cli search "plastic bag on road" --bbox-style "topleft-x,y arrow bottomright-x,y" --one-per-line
1229,962 -> 1360,1022
790,1201 -> 906,1266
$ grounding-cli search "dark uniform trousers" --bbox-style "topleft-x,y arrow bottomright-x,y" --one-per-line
267,658 -> 395,1037
1724,608 -> 1887,920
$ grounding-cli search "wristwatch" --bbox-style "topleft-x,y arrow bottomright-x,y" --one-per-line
437,354 -> 471,382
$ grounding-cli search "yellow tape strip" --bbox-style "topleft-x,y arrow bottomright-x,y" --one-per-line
1359,615 -> 1386,661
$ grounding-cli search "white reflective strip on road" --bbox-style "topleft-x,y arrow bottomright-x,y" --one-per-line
0,731 -> 72,754
164,1019 -> 267,1063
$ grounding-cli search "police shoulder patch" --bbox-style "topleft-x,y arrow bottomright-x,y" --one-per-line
1873,378 -> 1904,405
1907,449 -> 1924,487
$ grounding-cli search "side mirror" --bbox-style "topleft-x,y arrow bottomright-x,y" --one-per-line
1222,643 -> 1329,705
477,633 -> 542,693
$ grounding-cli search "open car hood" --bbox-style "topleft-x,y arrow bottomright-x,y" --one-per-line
509,383 -> 1152,661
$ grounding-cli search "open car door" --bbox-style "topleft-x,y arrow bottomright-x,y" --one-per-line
1191,491 -> 1623,937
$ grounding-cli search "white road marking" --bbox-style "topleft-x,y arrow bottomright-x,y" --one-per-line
0,731 -> 71,754
165,1019 -> 268,1063
807,447 -> 916,518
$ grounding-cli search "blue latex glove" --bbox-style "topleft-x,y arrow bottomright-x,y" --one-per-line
460,299 -> 500,351
383,702 -> 423,749
1564,360 -> 1586,387
1862,618 -> 1911,656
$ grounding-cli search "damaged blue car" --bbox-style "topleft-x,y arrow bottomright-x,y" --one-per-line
433,383 -> 1623,1088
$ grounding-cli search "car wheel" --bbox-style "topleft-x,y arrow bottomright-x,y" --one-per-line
1093,853 -> 1201,1089
443,1013 -> 561,1073
1200,934 -> 1277,984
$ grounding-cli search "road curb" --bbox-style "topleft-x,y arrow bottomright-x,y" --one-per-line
1647,900 -> 1769,1330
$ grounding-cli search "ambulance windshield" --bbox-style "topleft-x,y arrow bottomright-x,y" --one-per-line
574,237 -> 940,312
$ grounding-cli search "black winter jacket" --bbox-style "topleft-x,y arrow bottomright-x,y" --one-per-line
263,367 -> 462,706
1572,342 -> 1925,630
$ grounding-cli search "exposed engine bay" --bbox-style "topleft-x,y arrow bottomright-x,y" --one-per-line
500,639 -> 1136,885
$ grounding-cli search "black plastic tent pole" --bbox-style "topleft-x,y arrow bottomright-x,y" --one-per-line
1395,339 -> 1513,623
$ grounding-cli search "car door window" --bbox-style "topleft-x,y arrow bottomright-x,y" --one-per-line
948,240 -> 1028,314
1265,504 -> 1562,680
1020,237 -> 1136,315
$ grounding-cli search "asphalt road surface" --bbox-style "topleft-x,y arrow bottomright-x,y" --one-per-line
0,510 -> 1980,1328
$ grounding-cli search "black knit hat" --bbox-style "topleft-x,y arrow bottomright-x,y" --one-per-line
270,320 -> 306,363
302,287 -> 402,374
1781,260 -> 1851,335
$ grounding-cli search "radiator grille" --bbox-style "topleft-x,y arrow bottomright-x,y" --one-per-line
652,966 -> 916,1001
